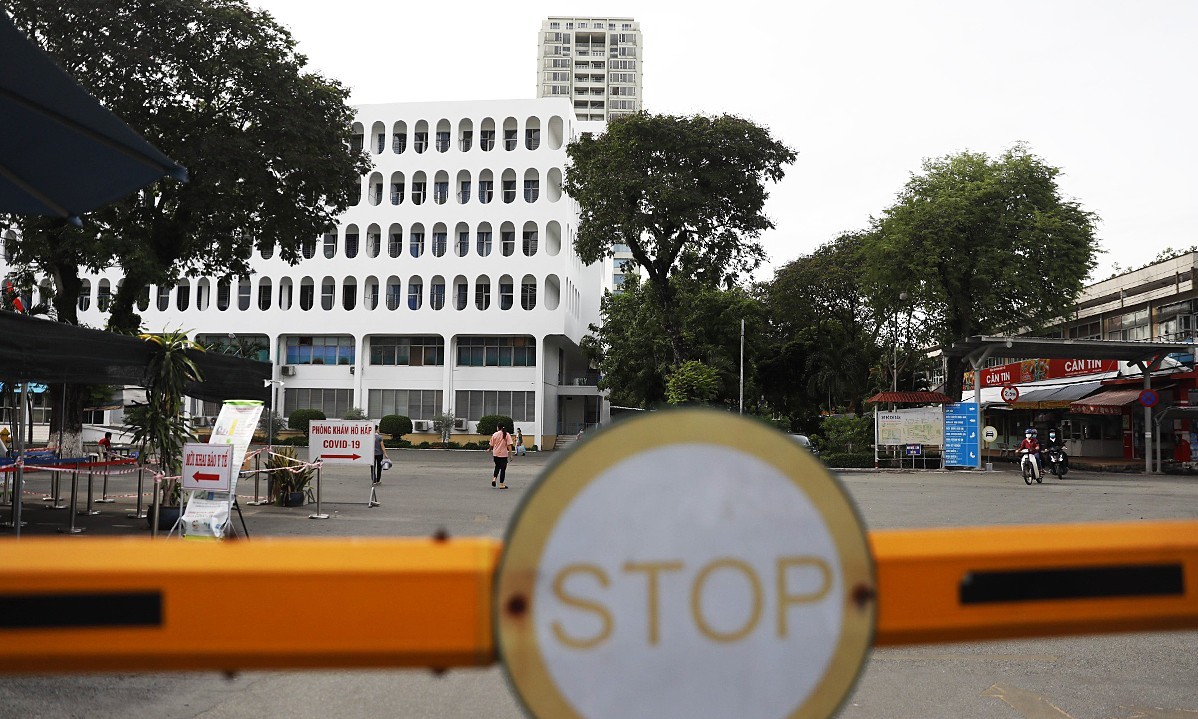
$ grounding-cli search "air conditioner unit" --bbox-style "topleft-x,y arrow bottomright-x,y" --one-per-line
413,420 -> 431,431
281,365 -> 296,376
453,418 -> 467,430
191,416 -> 209,428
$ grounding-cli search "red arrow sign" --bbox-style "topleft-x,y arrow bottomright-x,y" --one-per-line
320,453 -> 362,461
192,472 -> 221,483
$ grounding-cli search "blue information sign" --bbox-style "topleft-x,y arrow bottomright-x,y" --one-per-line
944,402 -> 981,468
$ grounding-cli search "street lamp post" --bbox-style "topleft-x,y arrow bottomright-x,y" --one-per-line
893,292 -> 909,394
252,378 -> 284,506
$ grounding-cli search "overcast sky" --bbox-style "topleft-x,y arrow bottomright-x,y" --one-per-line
255,0 -> 1196,283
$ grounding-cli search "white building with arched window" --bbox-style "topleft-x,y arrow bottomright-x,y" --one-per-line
48,99 -> 606,448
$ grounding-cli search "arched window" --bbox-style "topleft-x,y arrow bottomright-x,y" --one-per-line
521,275 -> 537,310
408,276 -> 423,310
410,223 -> 425,257
430,276 -> 445,310
257,278 -> 272,311
176,280 -> 190,311
475,276 -> 491,310
321,277 -> 335,310
299,277 -> 315,311
385,276 -> 402,310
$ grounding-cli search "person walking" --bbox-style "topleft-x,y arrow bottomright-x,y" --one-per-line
370,427 -> 390,507
514,427 -> 525,457
489,423 -> 512,489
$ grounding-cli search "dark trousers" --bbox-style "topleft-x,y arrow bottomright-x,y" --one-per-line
372,454 -> 383,483
492,456 -> 508,484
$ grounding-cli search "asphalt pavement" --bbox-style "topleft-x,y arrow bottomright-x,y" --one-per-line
1,451 -> 1196,718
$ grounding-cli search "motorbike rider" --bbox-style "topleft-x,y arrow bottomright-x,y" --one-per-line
1044,427 -> 1068,473
1018,427 -> 1041,479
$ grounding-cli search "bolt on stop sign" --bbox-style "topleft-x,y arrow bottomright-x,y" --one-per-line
495,409 -> 875,719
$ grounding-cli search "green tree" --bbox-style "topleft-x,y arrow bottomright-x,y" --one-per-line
432,410 -> 455,444
125,331 -> 201,508
666,361 -> 720,405
583,275 -> 768,409
565,113 -> 795,365
5,0 -> 370,332
865,145 -> 1098,400
762,233 -> 892,422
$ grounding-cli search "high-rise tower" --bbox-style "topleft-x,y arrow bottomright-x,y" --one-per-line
537,16 -> 642,123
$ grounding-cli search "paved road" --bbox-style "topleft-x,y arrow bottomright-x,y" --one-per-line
1,452 -> 1196,718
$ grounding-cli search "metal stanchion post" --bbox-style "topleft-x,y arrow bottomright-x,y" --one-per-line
150,475 -> 161,539
60,467 -> 83,534
45,463 -> 67,508
82,464 -> 100,515
367,462 -> 380,508
96,461 -> 114,503
248,450 -> 266,505
43,464 -> 56,503
309,463 -> 329,520
128,465 -> 147,519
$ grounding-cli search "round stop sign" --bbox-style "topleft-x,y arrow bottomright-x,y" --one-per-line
495,409 -> 874,719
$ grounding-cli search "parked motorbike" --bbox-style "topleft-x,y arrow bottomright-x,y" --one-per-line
1045,445 -> 1069,478
1019,448 -> 1042,485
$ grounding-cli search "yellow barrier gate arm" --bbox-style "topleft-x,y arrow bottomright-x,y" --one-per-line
1,520 -> 1196,674
870,519 -> 1198,645
0,537 -> 501,673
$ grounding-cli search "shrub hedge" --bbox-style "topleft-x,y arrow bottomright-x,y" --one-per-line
820,452 -> 876,469
288,408 -> 326,434
379,414 -> 413,437
477,415 -> 514,436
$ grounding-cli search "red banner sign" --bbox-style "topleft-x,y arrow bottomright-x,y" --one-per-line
963,358 -> 1119,390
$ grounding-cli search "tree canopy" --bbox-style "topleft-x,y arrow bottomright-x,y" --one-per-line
760,232 -> 886,419
582,275 -> 767,410
565,112 -> 795,365
5,0 -> 370,331
864,145 -> 1099,400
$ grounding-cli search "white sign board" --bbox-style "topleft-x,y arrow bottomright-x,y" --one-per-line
181,443 -> 234,493
308,420 -> 374,465
208,400 -> 265,496
877,407 -> 944,446
181,400 -> 263,539
496,409 -> 874,719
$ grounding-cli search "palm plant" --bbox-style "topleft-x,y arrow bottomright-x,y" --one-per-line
127,330 -> 202,506
266,446 -> 314,506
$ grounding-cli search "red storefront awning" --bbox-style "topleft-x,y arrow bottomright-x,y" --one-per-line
865,391 -> 953,405
1069,387 -> 1149,415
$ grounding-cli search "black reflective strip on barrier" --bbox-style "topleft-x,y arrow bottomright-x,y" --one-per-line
960,564 -> 1184,605
0,592 -> 162,629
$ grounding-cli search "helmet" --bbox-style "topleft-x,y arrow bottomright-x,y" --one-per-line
1025,428 -> 1037,437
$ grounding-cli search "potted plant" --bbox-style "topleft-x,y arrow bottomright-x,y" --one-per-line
126,330 -> 201,530
266,446 -> 313,507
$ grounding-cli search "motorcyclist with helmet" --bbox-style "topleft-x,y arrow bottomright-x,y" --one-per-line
1018,427 -> 1041,480
1043,427 -> 1069,475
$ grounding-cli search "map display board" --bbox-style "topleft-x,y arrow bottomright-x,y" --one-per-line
877,408 -> 944,447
